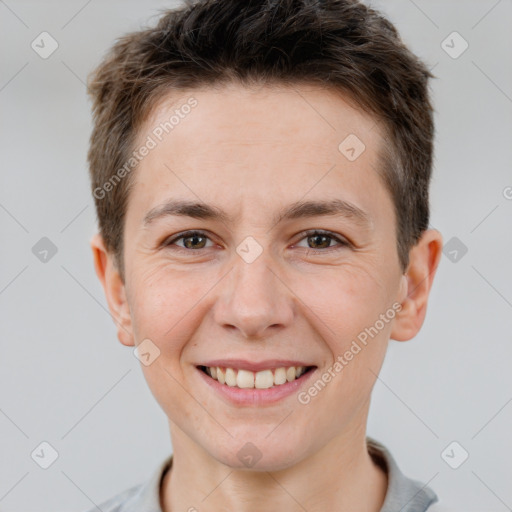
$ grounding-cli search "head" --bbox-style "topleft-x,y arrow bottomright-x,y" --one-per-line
88,0 -> 442,469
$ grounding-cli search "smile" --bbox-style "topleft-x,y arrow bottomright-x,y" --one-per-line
196,363 -> 318,406
198,365 -> 315,389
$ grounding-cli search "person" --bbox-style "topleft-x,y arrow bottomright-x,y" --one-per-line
85,0 -> 448,510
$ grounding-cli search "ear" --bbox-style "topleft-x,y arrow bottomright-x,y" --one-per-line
90,233 -> 135,347
390,229 -> 443,342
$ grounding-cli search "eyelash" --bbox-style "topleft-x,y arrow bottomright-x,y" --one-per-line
163,229 -> 350,254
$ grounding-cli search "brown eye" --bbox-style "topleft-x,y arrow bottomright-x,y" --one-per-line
295,230 -> 349,251
307,233 -> 332,249
165,230 -> 213,250
182,233 -> 207,249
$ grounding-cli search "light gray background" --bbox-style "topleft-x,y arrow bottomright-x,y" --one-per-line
1,1 -> 511,511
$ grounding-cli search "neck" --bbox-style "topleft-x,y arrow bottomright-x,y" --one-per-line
160,423 -> 388,512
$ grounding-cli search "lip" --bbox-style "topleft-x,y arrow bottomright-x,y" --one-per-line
198,359 -> 315,372
195,364 -> 318,406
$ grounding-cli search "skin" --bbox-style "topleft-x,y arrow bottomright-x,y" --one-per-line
91,83 -> 443,512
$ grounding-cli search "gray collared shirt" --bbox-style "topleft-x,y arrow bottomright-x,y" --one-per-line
85,437 -> 440,512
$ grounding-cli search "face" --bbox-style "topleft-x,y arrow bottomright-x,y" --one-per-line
93,83 -> 440,471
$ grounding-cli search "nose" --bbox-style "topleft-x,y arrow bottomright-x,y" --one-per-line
213,252 -> 295,339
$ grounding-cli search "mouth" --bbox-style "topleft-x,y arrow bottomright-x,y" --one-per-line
197,364 -> 317,389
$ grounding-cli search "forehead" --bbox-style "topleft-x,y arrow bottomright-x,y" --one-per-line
129,83 -> 392,226
140,83 -> 382,152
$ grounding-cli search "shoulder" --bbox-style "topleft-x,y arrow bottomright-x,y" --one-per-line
81,454 -> 173,512
82,482 -> 145,512
426,503 -> 457,512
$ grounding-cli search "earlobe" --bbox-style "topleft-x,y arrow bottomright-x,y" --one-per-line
390,229 -> 443,342
90,233 -> 135,347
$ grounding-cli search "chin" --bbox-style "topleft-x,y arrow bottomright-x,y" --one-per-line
210,438 -> 305,472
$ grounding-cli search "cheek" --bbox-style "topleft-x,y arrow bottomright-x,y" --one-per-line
292,262 -> 392,348
290,264 -> 393,404
128,270 -> 204,418
128,264 -> 207,341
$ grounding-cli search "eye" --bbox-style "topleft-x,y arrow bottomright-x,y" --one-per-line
162,229 -> 350,253
164,230 -> 215,250
294,229 -> 350,252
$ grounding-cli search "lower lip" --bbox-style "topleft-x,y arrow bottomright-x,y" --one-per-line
196,366 -> 317,406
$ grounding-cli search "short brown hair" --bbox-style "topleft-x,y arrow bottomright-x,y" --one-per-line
87,0 -> 435,282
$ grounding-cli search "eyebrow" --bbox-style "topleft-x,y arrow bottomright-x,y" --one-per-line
143,198 -> 372,229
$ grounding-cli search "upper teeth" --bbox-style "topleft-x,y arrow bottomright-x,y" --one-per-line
205,366 -> 308,389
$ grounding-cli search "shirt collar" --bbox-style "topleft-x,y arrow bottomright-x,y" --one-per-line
367,436 -> 439,512
116,437 -> 438,512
